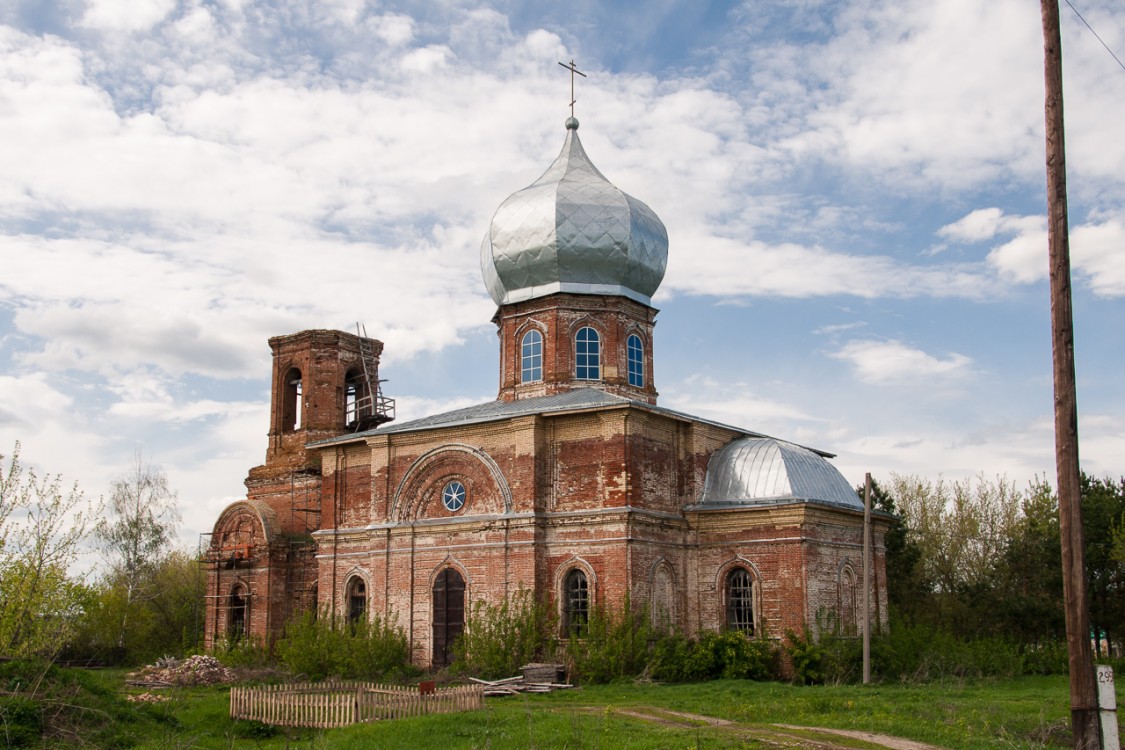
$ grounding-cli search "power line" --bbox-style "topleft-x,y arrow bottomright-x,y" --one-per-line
1063,0 -> 1125,73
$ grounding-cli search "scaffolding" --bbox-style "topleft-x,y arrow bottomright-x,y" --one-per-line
347,323 -> 395,432
286,468 -> 322,618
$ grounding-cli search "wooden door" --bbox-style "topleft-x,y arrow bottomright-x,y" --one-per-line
431,568 -> 465,668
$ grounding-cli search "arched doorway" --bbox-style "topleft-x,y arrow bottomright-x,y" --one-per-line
431,568 -> 465,668
228,584 -> 248,642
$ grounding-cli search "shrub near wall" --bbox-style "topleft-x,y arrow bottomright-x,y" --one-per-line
276,612 -> 413,681
451,590 -> 557,679
566,602 -> 654,683
649,631 -> 779,683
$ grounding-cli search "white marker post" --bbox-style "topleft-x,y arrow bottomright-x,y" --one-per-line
1099,665 -> 1120,750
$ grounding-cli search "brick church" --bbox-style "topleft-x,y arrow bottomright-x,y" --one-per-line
204,115 -> 889,667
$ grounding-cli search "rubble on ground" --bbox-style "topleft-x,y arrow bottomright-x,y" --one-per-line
127,655 -> 238,687
470,663 -> 575,696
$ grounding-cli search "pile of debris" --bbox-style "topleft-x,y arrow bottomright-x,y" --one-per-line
127,655 -> 238,687
470,663 -> 575,697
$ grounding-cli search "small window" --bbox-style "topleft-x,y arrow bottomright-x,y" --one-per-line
627,334 -> 644,388
346,577 -> 367,625
521,330 -> 543,383
563,569 -> 589,636
283,367 -> 302,431
726,567 -> 754,635
442,481 -> 466,512
575,327 -> 600,380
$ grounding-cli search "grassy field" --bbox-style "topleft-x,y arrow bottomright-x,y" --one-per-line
76,672 -> 1112,749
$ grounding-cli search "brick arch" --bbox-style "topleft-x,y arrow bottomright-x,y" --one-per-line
428,555 -> 473,589
211,500 -> 276,558
514,317 -> 548,338
390,444 -> 512,521
566,316 -> 607,347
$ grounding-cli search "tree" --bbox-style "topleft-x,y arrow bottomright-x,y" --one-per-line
888,474 -> 1021,635
993,478 -> 1064,645
94,450 -> 180,654
0,442 -> 95,659
1079,472 -> 1125,656
857,478 -> 929,627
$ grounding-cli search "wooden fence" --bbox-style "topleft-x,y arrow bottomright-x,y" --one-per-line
229,681 -> 484,728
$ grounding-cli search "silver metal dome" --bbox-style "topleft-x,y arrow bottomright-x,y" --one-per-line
481,118 -> 669,306
699,438 -> 862,511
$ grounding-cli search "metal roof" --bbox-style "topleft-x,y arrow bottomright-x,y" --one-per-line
698,437 -> 862,511
309,388 -> 834,460
481,117 -> 668,307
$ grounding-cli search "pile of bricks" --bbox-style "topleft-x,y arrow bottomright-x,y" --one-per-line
127,655 -> 237,687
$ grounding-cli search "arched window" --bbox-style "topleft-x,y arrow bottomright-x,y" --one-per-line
346,577 -> 367,625
575,327 -> 600,380
651,564 -> 675,629
725,567 -> 754,635
563,569 -> 589,636
345,367 -> 369,426
626,334 -> 644,388
521,330 -> 543,383
283,367 -> 302,431
839,567 -> 857,634
228,584 -> 248,642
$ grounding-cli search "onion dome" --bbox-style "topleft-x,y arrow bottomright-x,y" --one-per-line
699,438 -> 862,511
481,117 -> 668,306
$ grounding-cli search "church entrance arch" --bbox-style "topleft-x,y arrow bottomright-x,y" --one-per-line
431,568 -> 465,668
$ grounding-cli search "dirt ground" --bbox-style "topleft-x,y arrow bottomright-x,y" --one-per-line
608,707 -> 948,749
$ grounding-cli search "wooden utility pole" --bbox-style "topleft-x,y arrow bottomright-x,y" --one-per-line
1040,1 -> 1101,747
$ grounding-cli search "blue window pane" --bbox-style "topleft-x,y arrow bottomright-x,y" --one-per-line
442,481 -> 466,512
575,327 -> 600,380
627,334 -> 644,388
521,330 -> 543,383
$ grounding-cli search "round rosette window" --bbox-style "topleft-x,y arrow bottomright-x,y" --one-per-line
441,481 -> 466,512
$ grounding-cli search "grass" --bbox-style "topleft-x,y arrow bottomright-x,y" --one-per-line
19,669 -> 1121,749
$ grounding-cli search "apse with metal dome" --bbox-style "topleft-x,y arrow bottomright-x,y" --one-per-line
485,117 -> 667,405
697,438 -> 864,511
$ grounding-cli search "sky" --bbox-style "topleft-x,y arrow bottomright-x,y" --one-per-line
1,0 -> 1123,555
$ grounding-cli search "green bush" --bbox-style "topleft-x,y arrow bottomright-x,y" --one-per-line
276,610 -> 413,681
567,600 -> 654,683
784,628 -> 827,685
648,631 -> 778,683
869,623 -> 1025,682
0,695 -> 41,748
212,634 -> 272,668
707,630 -> 778,680
1021,641 -> 1068,675
451,590 -> 557,679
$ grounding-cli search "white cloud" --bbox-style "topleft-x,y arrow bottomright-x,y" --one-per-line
966,211 -> 1125,296
1072,220 -> 1125,297
80,0 -> 177,33
938,208 -> 1008,242
661,376 -> 824,438
829,339 -> 972,384
664,234 -> 998,300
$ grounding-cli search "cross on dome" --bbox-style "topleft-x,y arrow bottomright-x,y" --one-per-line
557,59 -> 586,119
